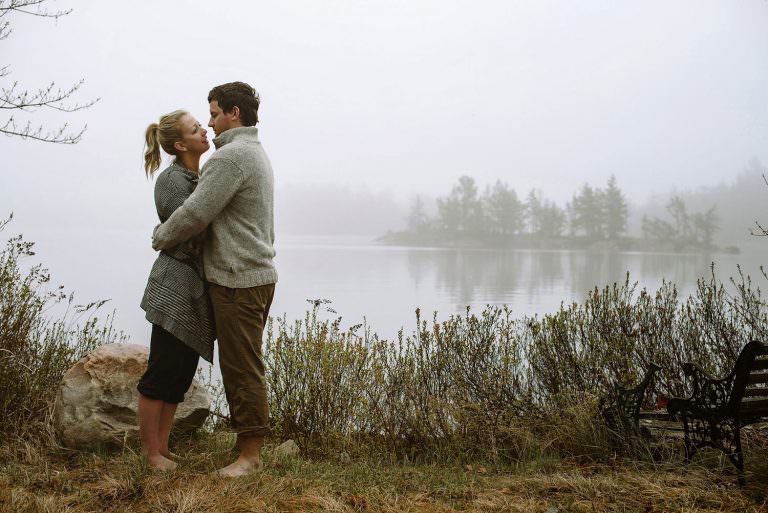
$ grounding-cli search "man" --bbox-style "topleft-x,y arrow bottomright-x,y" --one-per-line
152,81 -> 277,477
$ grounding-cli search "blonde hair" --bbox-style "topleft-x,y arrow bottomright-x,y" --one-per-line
143,110 -> 188,178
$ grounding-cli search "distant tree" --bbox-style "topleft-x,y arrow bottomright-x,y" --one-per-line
406,195 -> 429,234
538,199 -> 566,237
483,180 -> 524,236
570,183 -> 604,238
1,0 -> 98,143
454,175 -> 484,234
525,189 -> 542,234
666,196 -> 691,240
641,215 -> 675,240
690,206 -> 719,247
602,175 -> 628,239
565,201 -> 577,236
436,193 -> 461,235
525,189 -> 564,237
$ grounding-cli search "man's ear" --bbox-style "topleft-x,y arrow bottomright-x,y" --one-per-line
230,105 -> 241,121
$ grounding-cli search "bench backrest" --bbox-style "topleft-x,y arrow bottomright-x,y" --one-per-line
730,340 -> 768,417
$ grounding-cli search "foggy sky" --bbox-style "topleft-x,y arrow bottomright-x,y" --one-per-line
3,1 -> 767,215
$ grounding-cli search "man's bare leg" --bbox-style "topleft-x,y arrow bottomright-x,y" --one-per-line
215,434 -> 263,477
158,402 -> 178,460
138,394 -> 177,471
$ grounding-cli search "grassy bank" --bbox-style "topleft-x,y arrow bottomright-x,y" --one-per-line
2,432 -> 768,513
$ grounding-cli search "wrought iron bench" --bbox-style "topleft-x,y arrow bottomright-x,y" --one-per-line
667,340 -> 768,485
601,362 -> 668,439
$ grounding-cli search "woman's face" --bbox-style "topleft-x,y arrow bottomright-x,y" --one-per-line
176,114 -> 209,156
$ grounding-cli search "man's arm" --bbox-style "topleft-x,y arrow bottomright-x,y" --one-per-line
152,157 -> 244,251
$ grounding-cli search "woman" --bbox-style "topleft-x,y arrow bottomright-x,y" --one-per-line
137,110 -> 215,470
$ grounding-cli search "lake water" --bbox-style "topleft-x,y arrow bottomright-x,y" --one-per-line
23,230 -> 768,348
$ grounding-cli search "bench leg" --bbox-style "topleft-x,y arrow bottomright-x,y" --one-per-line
709,418 -> 745,486
726,421 -> 745,486
681,416 -> 696,465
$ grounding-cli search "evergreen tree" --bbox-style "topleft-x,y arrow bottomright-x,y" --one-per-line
484,180 -> 524,236
454,175 -> 484,234
602,175 -> 628,239
666,196 -> 691,240
570,183 -> 603,238
406,195 -> 429,234
538,200 -> 566,237
525,189 -> 542,234
436,194 -> 461,235
641,214 -> 675,240
690,206 -> 719,246
526,190 -> 565,237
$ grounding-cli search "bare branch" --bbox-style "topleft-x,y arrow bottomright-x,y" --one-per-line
0,0 -> 96,145
1,115 -> 85,144
0,0 -> 72,20
0,80 -> 100,112
750,174 -> 768,236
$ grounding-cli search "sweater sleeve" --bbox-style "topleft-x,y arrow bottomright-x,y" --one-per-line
152,157 -> 244,250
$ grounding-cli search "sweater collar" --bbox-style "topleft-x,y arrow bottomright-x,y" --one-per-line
171,161 -> 199,180
213,126 -> 259,149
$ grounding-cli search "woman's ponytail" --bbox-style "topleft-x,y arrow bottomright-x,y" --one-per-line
144,122 -> 161,178
142,110 -> 188,179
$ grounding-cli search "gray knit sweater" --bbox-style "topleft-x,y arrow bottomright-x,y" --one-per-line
152,126 -> 278,288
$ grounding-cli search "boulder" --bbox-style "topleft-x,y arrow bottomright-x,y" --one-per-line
53,343 -> 210,450
273,439 -> 300,459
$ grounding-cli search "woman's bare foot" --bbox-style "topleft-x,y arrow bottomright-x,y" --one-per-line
213,456 -> 263,478
146,453 -> 177,471
160,449 -> 179,460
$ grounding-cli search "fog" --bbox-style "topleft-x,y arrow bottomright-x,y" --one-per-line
2,0 -> 768,341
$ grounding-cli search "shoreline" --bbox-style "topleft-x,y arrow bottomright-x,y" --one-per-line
376,231 -> 741,255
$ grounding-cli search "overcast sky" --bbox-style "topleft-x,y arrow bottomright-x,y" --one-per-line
3,0 -> 768,212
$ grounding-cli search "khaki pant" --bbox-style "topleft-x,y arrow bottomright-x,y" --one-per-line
208,282 -> 275,437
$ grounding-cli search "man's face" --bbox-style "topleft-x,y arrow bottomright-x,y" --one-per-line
208,100 -> 241,136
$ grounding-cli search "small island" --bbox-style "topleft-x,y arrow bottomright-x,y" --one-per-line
378,175 -> 738,254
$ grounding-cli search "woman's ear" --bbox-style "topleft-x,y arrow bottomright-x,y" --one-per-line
174,141 -> 187,153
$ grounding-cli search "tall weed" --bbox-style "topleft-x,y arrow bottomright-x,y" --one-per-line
0,217 -> 126,443
262,269 -> 768,463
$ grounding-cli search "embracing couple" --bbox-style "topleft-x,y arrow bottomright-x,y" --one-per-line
137,81 -> 276,477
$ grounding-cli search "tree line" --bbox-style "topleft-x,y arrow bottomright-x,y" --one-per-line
406,175 -> 718,245
641,196 -> 718,247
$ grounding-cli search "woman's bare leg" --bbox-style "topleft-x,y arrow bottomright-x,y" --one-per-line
138,394 -> 176,470
158,402 -> 178,459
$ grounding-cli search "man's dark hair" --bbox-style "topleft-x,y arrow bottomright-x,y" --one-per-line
208,82 -> 260,126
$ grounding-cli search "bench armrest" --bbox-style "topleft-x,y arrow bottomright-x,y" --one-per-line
681,362 -> 734,409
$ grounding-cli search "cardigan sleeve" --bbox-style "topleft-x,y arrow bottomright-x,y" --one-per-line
154,171 -> 192,222
152,156 -> 244,251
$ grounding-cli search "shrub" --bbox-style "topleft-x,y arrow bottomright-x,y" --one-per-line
262,270 -> 768,463
0,216 -> 126,443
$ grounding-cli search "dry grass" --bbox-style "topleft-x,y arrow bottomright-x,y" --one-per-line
2,433 -> 768,513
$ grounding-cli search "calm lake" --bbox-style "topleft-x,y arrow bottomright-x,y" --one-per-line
27,231 -> 768,348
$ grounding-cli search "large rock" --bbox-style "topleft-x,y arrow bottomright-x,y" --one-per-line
53,343 -> 210,450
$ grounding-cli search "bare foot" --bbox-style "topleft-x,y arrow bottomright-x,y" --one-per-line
160,450 -> 179,460
146,454 -> 177,471
213,457 -> 263,478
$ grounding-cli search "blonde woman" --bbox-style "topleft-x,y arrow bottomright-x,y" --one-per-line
137,110 -> 215,470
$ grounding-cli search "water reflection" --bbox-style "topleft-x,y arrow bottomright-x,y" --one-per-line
404,246 -> 768,319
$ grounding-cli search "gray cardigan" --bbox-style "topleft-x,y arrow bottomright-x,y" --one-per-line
141,163 -> 215,362
152,126 -> 278,289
